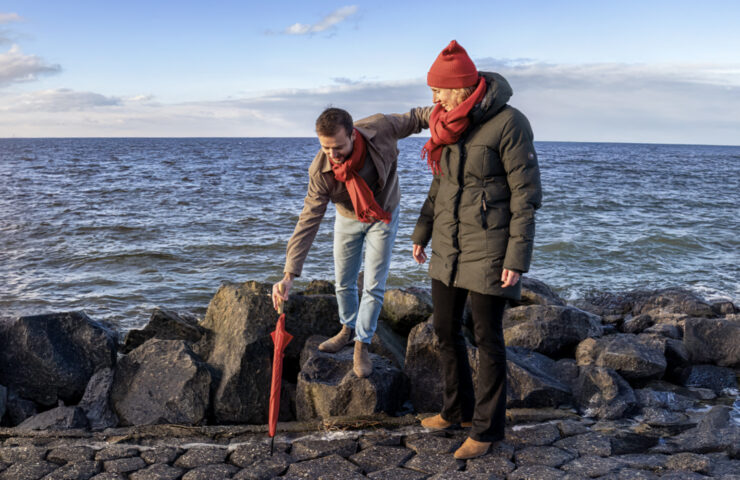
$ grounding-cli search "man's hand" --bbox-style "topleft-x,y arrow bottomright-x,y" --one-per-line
272,273 -> 295,312
412,244 -> 427,264
501,269 -> 520,288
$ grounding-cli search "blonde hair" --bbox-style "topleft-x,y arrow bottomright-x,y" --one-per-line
452,85 -> 477,104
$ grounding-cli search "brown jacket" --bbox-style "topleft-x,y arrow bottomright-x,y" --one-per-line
284,107 -> 433,277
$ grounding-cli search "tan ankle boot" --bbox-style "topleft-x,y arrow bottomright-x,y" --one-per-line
421,414 -> 472,429
318,326 -> 353,353
454,437 -> 492,459
353,341 -> 372,378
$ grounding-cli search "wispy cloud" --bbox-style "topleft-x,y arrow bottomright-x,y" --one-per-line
1,88 -> 120,111
284,6 -> 358,35
0,44 -> 61,86
0,13 -> 22,24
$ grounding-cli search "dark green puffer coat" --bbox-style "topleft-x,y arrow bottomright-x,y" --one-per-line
411,71 -> 542,300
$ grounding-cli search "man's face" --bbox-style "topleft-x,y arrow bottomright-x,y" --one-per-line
318,128 -> 355,163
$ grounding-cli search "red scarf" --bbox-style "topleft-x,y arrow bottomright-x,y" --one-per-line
332,129 -> 391,224
422,76 -> 487,175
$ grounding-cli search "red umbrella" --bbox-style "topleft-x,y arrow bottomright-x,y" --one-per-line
269,285 -> 293,454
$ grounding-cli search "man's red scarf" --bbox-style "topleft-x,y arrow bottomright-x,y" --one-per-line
332,129 -> 391,224
422,76 -> 487,175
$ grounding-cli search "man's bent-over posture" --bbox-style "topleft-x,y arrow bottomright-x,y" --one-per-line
272,106 -> 430,377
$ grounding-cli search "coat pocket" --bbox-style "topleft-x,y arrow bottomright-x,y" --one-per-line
480,191 -> 488,229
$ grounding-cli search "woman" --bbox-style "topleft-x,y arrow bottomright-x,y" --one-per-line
411,40 -> 542,459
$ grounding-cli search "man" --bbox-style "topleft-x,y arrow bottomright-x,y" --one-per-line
272,106 -> 431,377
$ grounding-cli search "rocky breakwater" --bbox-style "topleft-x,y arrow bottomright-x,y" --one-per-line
0,278 -> 738,479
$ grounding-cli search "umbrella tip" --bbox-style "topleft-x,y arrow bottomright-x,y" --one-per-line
270,436 -> 274,456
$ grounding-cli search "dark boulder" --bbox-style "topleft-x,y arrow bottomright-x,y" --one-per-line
0,384 -> 5,421
122,308 -> 204,354
0,311 -> 117,406
380,287 -> 433,336
504,347 -> 573,408
78,367 -> 118,430
516,276 -> 567,306
16,406 -> 88,430
404,318 -> 444,413
111,339 -> 211,426
2,387 -> 38,425
571,365 -> 636,419
196,281 -> 339,423
576,334 -> 667,380
295,279 -> 335,295
711,300 -> 737,316
574,288 -> 714,319
678,364 -> 738,395
653,405 -> 740,454
296,336 -> 408,420
683,317 -> 740,367
503,305 -> 603,358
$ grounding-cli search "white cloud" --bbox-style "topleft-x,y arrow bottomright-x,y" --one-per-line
0,44 -> 61,86
284,5 -> 358,35
0,88 -> 120,111
0,13 -> 22,24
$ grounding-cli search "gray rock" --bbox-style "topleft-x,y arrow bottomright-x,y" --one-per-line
284,453 -> 362,478
181,463 -> 239,480
380,287 -> 433,336
613,453 -> 668,471
560,455 -> 625,477
621,314 -> 654,334
404,319 -> 444,412
404,434 -> 459,454
641,407 -> 692,431
573,288 -> 713,318
88,474 -> 126,480
358,431 -> 402,449
94,446 -> 139,461
643,323 -> 681,338
0,446 -> 48,463
196,281 -> 340,423
609,430 -> 660,455
3,387 -> 38,425
173,446 -> 229,469
556,419 -> 593,437
665,452 -> 712,474
684,317 -> 740,367
576,334 -> 666,380
296,336 -> 407,420
514,446 -> 576,467
111,339 -> 211,426
78,368 -> 118,431
370,320 -> 406,367
554,432 -> 612,456
679,364 -> 737,395
43,460 -> 101,479
507,464 -> 566,480
228,439 -> 289,468
348,445 -> 414,473
404,453 -> 462,474
366,468 -> 427,480
653,405 -> 740,454
712,301 -> 738,316
516,276 -> 568,307
140,447 -> 182,465
0,312 -> 117,406
290,438 -> 357,461
0,384 -> 5,421
465,453 -> 516,476
102,456 -> 146,473
503,305 -> 602,358
232,452 -> 292,479
572,365 -> 636,419
505,347 -> 573,408
123,308 -> 204,354
47,446 -> 96,464
17,406 -> 88,430
129,464 -> 183,480
506,423 -> 561,447
0,461 -> 58,480
660,471 -> 710,480
634,387 -> 697,411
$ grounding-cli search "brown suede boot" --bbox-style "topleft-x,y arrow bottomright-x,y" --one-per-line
454,437 -> 492,459
318,325 -> 353,353
420,414 -> 472,430
353,341 -> 372,378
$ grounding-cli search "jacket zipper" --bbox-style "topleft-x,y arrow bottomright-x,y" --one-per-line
481,191 -> 488,229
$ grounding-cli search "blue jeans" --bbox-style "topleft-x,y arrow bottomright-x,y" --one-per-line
333,204 -> 400,344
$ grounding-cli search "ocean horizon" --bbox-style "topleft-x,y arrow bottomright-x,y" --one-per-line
2,137 -> 738,330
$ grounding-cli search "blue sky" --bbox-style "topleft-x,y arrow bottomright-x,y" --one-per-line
1,1 -> 739,144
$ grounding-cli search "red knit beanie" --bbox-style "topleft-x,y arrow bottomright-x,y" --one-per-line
427,40 -> 478,89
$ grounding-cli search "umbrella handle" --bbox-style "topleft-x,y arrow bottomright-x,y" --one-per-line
277,283 -> 285,315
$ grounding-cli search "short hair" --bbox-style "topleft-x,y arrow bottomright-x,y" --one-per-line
315,108 -> 353,137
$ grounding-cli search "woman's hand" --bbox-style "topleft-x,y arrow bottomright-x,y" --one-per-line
412,244 -> 427,264
501,269 -> 520,288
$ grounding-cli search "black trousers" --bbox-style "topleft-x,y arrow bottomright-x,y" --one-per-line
432,279 -> 507,442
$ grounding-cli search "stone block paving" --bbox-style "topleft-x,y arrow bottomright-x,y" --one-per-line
0,416 -> 738,480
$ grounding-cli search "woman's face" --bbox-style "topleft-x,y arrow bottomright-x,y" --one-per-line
431,87 -> 465,112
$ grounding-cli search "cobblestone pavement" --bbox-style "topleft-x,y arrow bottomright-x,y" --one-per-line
0,410 -> 738,479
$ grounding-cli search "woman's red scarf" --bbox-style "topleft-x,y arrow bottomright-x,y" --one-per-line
332,129 -> 391,224
422,76 -> 487,175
